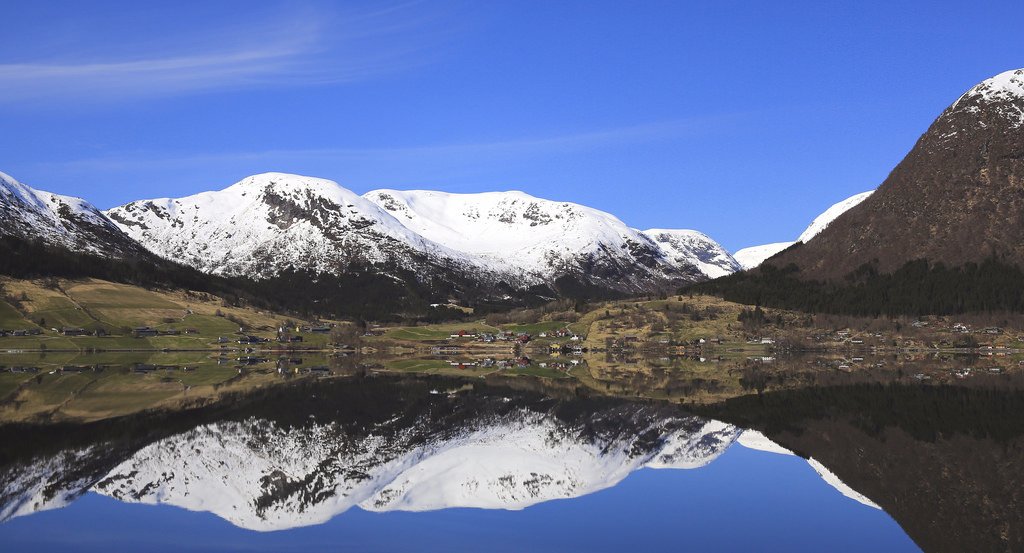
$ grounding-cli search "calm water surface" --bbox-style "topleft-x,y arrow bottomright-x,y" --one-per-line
0,358 -> 1021,552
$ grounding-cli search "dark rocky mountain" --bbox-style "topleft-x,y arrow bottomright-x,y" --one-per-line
769,68 -> 1024,279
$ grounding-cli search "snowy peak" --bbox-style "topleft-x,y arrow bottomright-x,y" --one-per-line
733,242 -> 795,271
952,68 -> 1024,121
642,229 -> 741,279
0,170 -> 142,257
105,173 -> 457,278
732,190 -> 874,270
93,172 -> 739,289
364,188 -> 732,285
364,188 -> 625,255
796,190 -> 874,243
764,69 -> 1024,277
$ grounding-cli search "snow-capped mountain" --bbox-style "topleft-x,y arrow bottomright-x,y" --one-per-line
0,170 -> 146,258
795,191 -> 874,244
733,242 -> 796,271
363,188 -> 720,290
641,229 -> 741,278
104,173 -> 468,279
949,67 -> 1024,128
732,190 -> 874,270
104,174 -> 736,292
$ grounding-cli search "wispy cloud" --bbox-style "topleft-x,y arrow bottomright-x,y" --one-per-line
46,117 -> 730,174
0,3 -> 446,104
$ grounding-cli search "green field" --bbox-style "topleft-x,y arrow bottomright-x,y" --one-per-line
0,300 -> 34,329
499,321 -> 571,335
384,321 -> 498,341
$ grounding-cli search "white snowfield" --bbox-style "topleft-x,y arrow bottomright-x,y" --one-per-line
104,173 -> 466,278
104,172 -> 740,285
796,191 -> 874,244
0,170 -> 132,256
732,190 -> 874,270
733,241 -> 796,271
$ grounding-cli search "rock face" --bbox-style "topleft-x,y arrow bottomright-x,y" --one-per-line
769,68 -> 1024,278
0,171 -> 147,258
106,174 -> 738,293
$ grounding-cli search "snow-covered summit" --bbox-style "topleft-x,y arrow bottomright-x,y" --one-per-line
102,173 -> 737,290
954,69 -> 1024,107
948,68 -> 1024,129
732,190 -> 874,270
104,172 -> 466,278
0,170 -> 142,257
796,191 -> 873,243
363,188 -> 722,287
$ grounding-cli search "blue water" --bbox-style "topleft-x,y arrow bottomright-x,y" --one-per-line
0,445 -> 918,553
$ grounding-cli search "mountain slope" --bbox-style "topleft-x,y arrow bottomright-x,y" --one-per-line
732,190 -> 873,270
769,68 -> 1024,278
105,176 -> 735,296
0,171 -> 146,258
733,242 -> 795,271
363,189 -> 715,290
795,191 -> 874,243
104,173 -> 466,279
641,229 -> 741,278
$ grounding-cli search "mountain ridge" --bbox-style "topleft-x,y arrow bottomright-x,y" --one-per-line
731,190 -> 874,270
104,172 -> 738,294
767,68 -> 1024,278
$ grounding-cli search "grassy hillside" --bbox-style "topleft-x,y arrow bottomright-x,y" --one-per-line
0,277 -> 346,351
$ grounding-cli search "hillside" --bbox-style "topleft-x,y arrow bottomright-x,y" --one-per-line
732,190 -> 873,270
770,69 -> 1024,278
0,171 -> 148,259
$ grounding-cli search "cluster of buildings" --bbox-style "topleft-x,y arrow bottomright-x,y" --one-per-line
132,326 -> 198,337
453,330 -> 532,344
0,328 -> 42,337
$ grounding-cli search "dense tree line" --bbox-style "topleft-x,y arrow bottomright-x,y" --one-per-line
689,257 -> 1024,316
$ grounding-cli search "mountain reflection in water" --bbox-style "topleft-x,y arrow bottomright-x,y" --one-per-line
0,371 -> 1021,552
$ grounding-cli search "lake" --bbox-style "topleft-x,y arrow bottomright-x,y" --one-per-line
0,355 -> 1021,552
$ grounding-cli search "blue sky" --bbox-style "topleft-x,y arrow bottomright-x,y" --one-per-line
2,0 -> 1022,251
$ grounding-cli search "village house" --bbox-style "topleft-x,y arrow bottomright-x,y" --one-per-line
237,335 -> 268,344
133,326 -> 159,337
